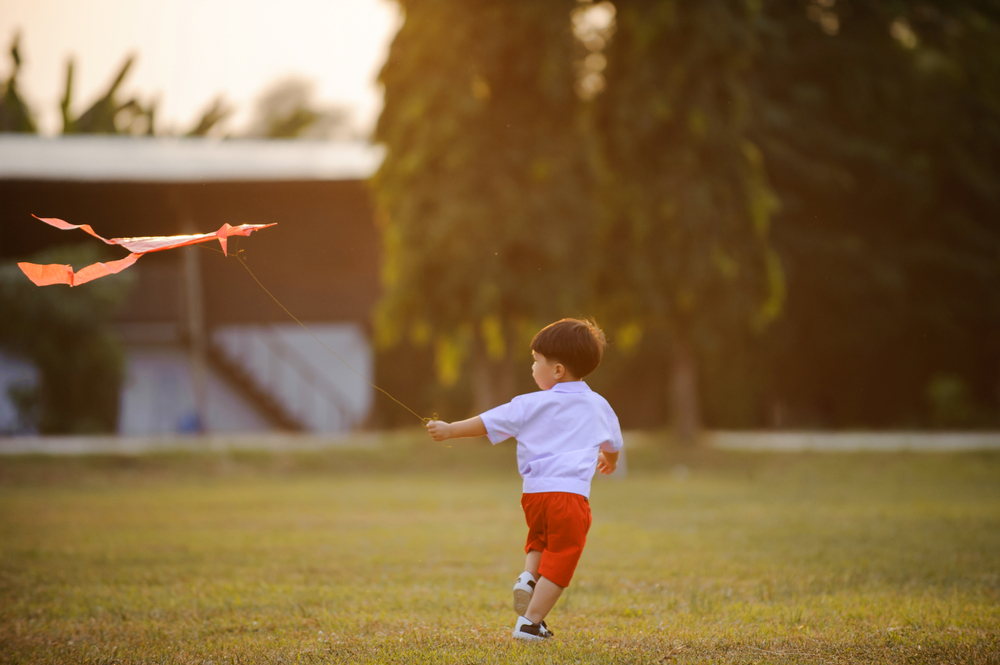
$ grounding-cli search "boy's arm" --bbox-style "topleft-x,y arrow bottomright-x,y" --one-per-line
597,450 -> 619,474
426,416 -> 487,441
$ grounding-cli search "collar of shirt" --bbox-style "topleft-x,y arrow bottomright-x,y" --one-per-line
549,381 -> 591,393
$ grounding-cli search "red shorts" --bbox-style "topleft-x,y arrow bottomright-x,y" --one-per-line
521,492 -> 592,588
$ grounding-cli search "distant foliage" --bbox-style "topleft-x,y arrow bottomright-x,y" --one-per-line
60,56 -> 155,135
0,35 -> 347,138
0,34 -> 37,133
185,96 -> 233,137
0,36 -> 157,136
245,77 -> 355,139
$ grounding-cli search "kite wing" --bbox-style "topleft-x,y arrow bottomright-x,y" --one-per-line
17,215 -> 276,287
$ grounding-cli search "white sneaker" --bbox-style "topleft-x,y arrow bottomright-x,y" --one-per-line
512,615 -> 552,641
538,619 -> 554,638
512,572 -> 536,615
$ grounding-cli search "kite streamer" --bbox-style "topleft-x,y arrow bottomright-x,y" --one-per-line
18,214 -> 438,430
17,214 -> 275,287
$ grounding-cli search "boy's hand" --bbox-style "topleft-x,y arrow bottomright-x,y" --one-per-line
597,451 -> 618,475
425,416 -> 485,441
426,420 -> 452,441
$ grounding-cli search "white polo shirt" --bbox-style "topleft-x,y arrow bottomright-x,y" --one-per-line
479,381 -> 624,498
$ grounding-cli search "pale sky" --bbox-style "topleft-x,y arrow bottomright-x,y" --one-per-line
0,0 -> 402,136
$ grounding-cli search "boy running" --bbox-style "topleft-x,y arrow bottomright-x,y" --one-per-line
426,318 -> 623,641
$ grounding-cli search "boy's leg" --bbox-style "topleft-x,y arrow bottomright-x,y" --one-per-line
524,577 -> 564,625
513,550 -> 542,615
516,494 -> 547,617
524,549 -> 541,577
522,493 -> 590,626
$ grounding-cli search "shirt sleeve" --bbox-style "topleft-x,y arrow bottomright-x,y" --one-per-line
599,402 -> 625,453
479,398 -> 524,445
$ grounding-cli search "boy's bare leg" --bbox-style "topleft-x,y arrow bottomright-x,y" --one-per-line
524,549 -> 542,578
524,577 -> 564,624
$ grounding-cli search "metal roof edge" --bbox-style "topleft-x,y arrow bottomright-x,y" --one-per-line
0,134 -> 386,183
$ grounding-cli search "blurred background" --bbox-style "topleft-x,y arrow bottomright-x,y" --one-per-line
1,0 -> 999,441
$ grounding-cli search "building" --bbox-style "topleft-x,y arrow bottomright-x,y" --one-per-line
0,135 -> 384,435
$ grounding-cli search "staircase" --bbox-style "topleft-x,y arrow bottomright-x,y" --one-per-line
204,340 -> 306,432
204,327 -> 356,433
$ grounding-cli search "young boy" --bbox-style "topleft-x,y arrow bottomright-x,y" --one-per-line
426,318 -> 623,641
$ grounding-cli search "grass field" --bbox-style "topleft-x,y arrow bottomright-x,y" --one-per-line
1,431 -> 999,664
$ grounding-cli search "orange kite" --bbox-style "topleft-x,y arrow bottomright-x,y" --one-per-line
18,215 -> 276,287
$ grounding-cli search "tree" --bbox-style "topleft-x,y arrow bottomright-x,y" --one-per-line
373,0 -> 593,414
592,0 -> 783,441
61,55 -> 154,135
245,77 -> 354,139
186,96 -> 233,137
5,37 -> 356,140
746,0 -> 1000,428
0,34 -> 38,133
0,246 -> 134,434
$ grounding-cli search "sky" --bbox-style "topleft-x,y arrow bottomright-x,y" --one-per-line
0,0 -> 402,136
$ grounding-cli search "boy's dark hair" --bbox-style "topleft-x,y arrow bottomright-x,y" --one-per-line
531,318 -> 607,379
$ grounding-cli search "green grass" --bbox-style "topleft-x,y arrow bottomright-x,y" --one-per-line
1,431 -> 999,664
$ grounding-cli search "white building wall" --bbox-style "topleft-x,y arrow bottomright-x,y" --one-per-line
117,347 -> 274,435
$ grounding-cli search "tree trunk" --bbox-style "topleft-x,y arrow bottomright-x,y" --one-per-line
669,328 -> 701,444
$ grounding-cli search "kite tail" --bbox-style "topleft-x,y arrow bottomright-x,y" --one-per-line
18,253 -> 142,287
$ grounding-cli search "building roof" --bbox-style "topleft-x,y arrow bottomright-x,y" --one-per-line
0,135 -> 385,182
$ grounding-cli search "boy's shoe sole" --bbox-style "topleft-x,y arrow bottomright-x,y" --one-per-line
512,573 -> 536,615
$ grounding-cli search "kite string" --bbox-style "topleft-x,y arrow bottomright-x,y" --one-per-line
229,251 -> 437,428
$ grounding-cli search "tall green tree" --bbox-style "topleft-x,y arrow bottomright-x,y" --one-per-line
373,0 -> 592,413
592,0 -> 783,441
0,34 -> 38,133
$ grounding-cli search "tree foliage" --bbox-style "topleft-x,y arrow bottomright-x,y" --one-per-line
245,77 -> 354,139
185,96 -> 233,137
60,56 -> 155,135
0,36 -> 341,139
0,34 -> 38,133
745,0 -> 1000,428
591,0 -> 784,439
373,0 -> 1000,432
0,247 -> 134,434
373,0 -> 593,411
0,37 -> 153,136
